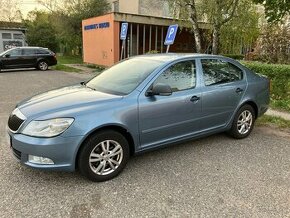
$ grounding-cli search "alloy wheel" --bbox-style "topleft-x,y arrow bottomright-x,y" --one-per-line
89,140 -> 123,175
237,110 -> 253,135
39,62 -> 48,70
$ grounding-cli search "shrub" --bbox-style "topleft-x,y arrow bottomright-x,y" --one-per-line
243,62 -> 290,107
223,54 -> 244,60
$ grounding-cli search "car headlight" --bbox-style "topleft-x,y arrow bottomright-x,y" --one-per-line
22,118 -> 74,137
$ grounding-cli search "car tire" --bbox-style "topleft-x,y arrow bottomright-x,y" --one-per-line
229,104 -> 256,139
37,60 -> 48,71
78,130 -> 130,182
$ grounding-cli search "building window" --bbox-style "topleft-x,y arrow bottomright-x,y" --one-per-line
2,33 -> 12,39
113,1 -> 119,12
13,34 -> 23,40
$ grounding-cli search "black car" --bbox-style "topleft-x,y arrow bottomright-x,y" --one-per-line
0,47 -> 57,71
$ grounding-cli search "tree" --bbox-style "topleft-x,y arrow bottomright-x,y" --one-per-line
0,0 -> 22,22
249,24 -> 290,64
168,0 -> 255,54
169,0 -> 202,52
24,11 -> 58,52
219,0 -> 260,54
252,0 -> 290,22
203,0 -> 240,54
36,0 -> 109,54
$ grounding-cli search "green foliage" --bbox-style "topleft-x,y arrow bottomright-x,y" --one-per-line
222,54 -> 244,60
252,0 -> 290,22
57,56 -> 83,64
25,0 -> 109,55
24,11 -> 58,52
219,1 -> 260,54
243,61 -> 290,112
51,64 -> 82,73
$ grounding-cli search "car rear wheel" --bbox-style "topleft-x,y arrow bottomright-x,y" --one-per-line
78,130 -> 130,182
37,60 -> 48,71
229,105 -> 255,139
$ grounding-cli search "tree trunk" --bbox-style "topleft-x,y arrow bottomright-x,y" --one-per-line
190,15 -> 202,53
212,24 -> 220,55
187,3 -> 202,53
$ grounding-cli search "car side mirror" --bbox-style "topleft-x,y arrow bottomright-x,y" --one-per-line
146,83 -> 172,96
4,54 -> 10,58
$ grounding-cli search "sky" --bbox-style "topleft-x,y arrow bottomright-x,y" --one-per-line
18,0 -> 47,17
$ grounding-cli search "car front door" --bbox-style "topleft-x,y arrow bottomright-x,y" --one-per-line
1,48 -> 23,68
138,60 -> 202,148
199,58 -> 247,131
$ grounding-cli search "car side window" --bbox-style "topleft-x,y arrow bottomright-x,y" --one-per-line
154,60 -> 196,92
36,49 -> 50,54
6,49 -> 22,56
201,59 -> 243,86
23,49 -> 36,56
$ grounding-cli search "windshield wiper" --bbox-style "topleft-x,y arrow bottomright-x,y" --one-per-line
80,81 -> 96,91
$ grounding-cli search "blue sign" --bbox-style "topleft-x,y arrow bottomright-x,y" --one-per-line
84,22 -> 110,31
120,23 -> 128,40
164,24 -> 178,45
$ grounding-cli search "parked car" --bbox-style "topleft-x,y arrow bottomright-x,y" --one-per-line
7,54 -> 270,182
0,47 -> 57,71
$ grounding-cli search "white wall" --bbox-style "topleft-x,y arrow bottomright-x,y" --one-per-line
0,30 -> 27,53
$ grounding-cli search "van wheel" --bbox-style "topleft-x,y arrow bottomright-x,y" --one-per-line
229,105 -> 256,139
78,130 -> 130,182
37,60 -> 48,71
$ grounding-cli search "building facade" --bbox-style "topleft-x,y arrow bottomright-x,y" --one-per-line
0,22 -> 27,53
107,0 -> 171,17
82,12 -> 210,67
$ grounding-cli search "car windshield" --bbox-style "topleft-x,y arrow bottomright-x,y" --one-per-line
86,58 -> 162,95
0,48 -> 14,56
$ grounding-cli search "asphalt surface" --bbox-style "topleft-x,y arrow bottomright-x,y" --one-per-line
0,69 -> 289,217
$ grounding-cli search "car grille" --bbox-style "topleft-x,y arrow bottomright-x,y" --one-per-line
12,147 -> 21,160
8,114 -> 25,132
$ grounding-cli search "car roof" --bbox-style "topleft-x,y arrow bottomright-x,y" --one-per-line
133,53 -> 227,63
18,47 -> 49,50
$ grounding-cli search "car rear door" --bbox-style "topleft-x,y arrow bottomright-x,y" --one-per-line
138,59 -> 202,148
22,48 -> 38,67
199,58 -> 247,131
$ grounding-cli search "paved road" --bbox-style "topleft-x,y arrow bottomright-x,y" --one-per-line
0,70 -> 289,217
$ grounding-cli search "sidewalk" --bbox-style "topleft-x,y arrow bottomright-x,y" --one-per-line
266,108 -> 290,121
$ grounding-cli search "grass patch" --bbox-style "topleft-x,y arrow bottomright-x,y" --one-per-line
256,115 -> 290,129
52,64 -> 81,73
271,99 -> 290,113
57,55 -> 83,64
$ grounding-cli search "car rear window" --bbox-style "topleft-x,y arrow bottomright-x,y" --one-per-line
36,49 -> 50,54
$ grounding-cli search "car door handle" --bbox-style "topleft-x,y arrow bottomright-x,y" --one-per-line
236,88 -> 244,93
190,96 -> 200,102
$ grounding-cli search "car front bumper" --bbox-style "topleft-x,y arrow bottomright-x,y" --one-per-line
8,132 -> 83,171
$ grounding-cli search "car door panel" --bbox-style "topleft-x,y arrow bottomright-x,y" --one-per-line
1,48 -> 23,68
138,89 -> 202,147
201,81 -> 246,130
199,58 -> 247,131
138,59 -> 202,148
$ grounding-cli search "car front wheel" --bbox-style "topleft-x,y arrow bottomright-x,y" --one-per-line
229,104 -> 256,139
78,130 -> 130,182
37,60 -> 48,71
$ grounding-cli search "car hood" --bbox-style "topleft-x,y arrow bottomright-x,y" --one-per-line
17,85 -> 123,118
